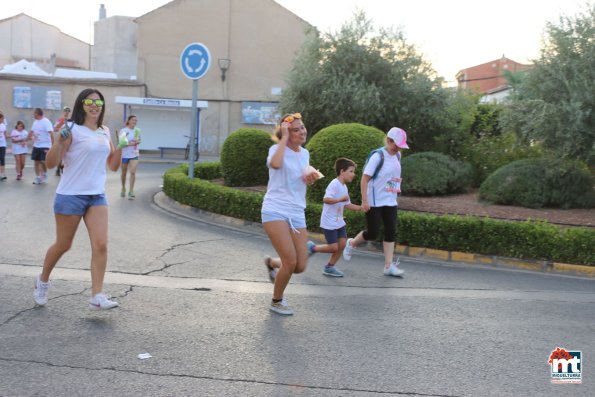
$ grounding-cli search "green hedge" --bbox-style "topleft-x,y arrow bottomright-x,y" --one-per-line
163,164 -> 595,266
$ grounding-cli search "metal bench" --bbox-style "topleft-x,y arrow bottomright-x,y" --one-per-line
157,146 -> 186,158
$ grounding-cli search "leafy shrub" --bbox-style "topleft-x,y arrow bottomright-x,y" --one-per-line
163,164 -> 595,265
463,131 -> 544,186
479,158 -> 595,208
220,128 -> 273,186
400,152 -> 472,196
178,161 -> 222,180
306,123 -> 385,203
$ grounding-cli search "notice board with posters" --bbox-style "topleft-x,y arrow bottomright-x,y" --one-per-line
241,101 -> 279,125
13,86 -> 62,110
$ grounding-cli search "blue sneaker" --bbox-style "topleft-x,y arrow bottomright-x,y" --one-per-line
307,240 -> 316,256
323,266 -> 344,277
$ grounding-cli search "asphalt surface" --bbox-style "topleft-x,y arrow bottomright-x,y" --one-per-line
1,160 -> 594,396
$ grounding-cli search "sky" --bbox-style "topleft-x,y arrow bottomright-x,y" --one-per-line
0,0 -> 589,83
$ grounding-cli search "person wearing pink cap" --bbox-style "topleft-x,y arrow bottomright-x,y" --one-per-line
342,127 -> 409,276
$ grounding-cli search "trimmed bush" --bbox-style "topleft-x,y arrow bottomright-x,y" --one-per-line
479,158 -> 595,208
306,123 -> 385,204
178,161 -> 222,180
400,152 -> 472,196
220,128 -> 273,186
162,164 -> 595,265
463,131 -> 544,186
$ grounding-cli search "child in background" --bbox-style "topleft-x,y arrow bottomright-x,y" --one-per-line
307,158 -> 362,277
10,121 -> 29,180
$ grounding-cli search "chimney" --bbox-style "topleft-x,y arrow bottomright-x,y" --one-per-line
99,4 -> 106,19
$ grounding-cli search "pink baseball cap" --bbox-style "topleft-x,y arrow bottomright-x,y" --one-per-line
387,127 -> 409,149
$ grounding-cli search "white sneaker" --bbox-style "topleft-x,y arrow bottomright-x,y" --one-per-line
270,298 -> 293,315
33,276 -> 51,306
384,261 -> 405,277
89,293 -> 119,310
32,176 -> 41,185
342,238 -> 354,261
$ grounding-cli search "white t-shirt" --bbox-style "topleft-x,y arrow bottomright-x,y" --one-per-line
320,178 -> 351,230
31,117 -> 53,148
56,124 -> 111,195
0,122 -> 6,147
10,129 -> 29,155
120,127 -> 141,159
363,148 -> 402,207
262,144 -> 310,218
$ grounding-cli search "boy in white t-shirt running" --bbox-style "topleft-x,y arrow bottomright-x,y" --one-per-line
307,158 -> 362,277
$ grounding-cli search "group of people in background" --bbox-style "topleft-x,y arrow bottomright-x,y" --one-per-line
262,113 -> 409,315
0,106 -> 141,193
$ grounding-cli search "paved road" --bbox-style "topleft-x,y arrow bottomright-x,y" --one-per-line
1,162 -> 594,396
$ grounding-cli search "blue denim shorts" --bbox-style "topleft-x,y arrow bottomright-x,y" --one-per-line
122,157 -> 138,164
321,226 -> 347,244
261,210 -> 306,229
54,193 -> 108,215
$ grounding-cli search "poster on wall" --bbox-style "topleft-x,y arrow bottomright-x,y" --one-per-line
45,90 -> 62,110
241,101 -> 279,125
13,86 -> 63,109
13,87 -> 32,108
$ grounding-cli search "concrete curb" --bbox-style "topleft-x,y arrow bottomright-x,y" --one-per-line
155,192 -> 595,278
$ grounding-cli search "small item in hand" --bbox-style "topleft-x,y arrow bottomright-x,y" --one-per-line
60,121 -> 73,141
303,165 -> 324,180
118,131 -> 129,149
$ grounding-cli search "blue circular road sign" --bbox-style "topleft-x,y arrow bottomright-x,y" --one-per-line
180,42 -> 211,80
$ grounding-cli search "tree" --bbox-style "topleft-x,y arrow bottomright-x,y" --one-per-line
279,11 -> 458,152
500,3 -> 595,165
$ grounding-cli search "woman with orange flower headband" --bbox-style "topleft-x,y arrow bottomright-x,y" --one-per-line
262,113 -> 323,315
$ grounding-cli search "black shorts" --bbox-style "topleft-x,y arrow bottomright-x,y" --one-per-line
31,147 -> 49,161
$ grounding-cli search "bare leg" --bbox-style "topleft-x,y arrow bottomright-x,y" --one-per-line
263,221 -> 309,300
40,214 -> 82,282
120,162 -> 128,190
383,241 -> 395,268
350,230 -> 366,248
127,159 -> 138,192
83,205 -> 109,296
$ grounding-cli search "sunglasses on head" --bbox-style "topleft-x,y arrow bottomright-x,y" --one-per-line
82,99 -> 104,107
281,113 -> 302,123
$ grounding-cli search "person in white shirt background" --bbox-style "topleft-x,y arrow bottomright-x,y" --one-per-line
342,127 -> 410,277
0,112 -> 7,181
119,115 -> 141,199
28,107 -> 54,184
33,88 -> 125,310
261,112 -> 322,315
10,120 -> 29,180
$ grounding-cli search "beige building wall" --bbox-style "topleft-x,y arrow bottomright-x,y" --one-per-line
92,16 -> 138,78
136,0 -> 310,154
0,75 -> 144,136
0,14 -> 90,70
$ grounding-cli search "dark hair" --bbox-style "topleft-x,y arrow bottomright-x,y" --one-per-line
126,115 -> 137,126
34,108 -> 43,116
70,88 -> 105,128
335,157 -> 356,176
15,120 -> 25,129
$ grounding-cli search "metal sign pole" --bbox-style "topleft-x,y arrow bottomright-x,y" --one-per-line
188,79 -> 198,178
